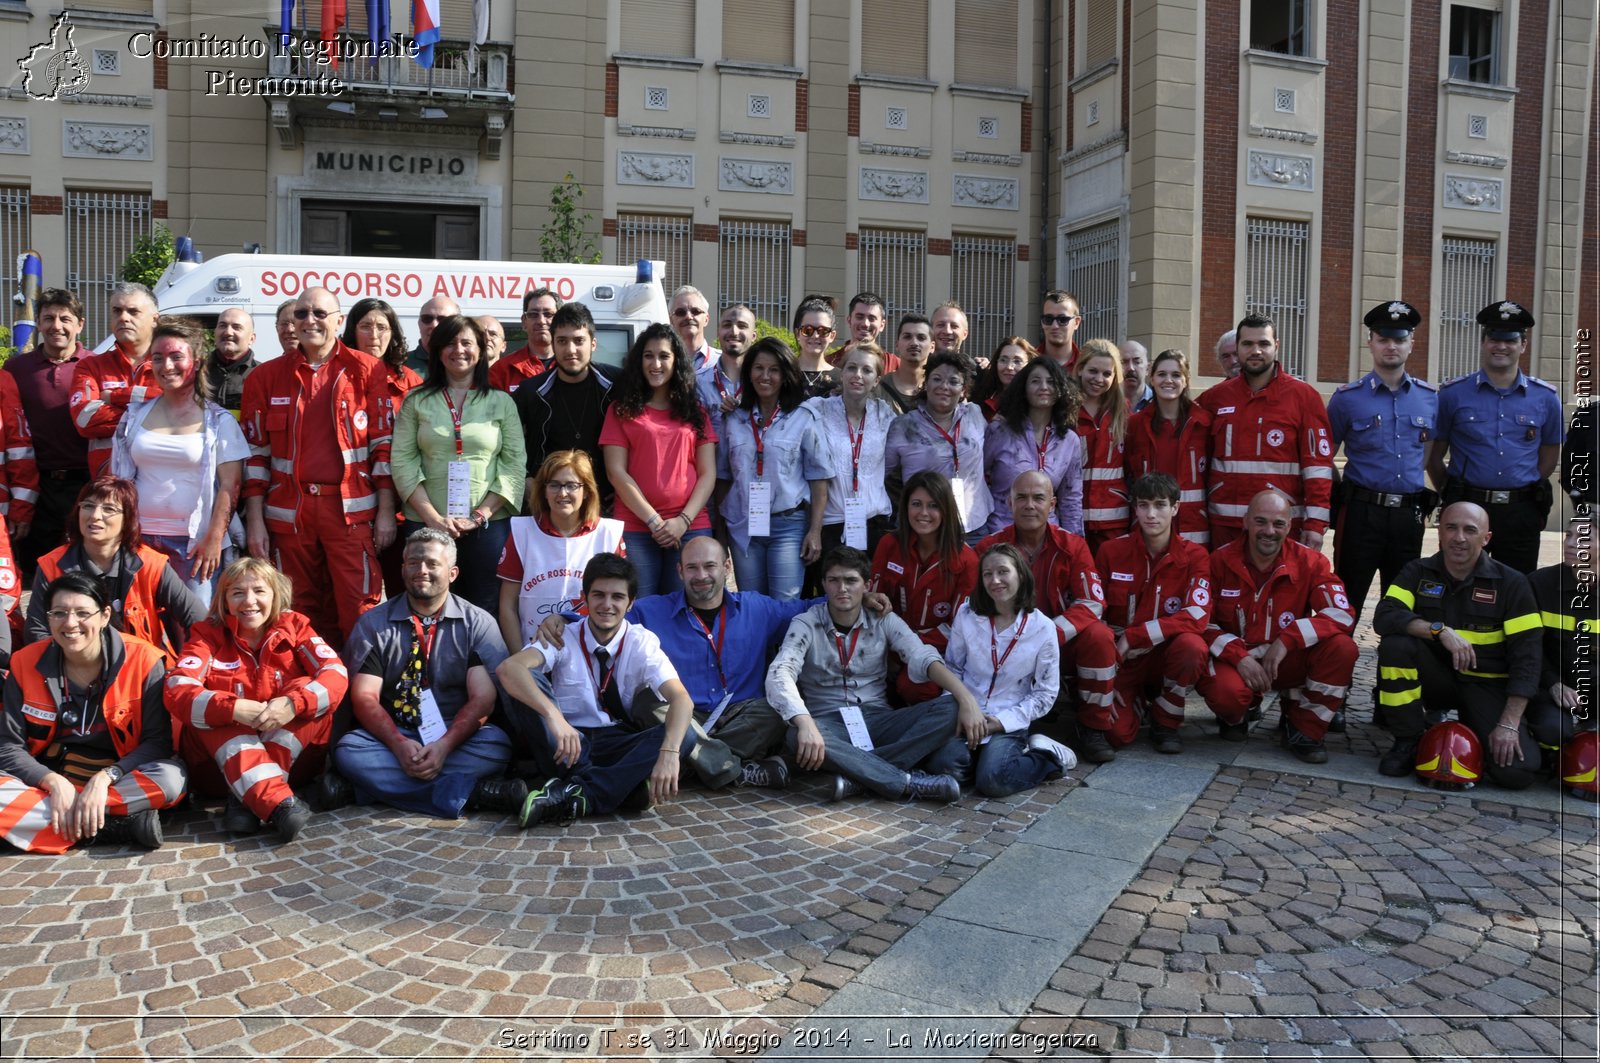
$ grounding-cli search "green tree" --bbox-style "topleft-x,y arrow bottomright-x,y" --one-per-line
121,223 -> 175,289
540,172 -> 601,264
753,318 -> 798,353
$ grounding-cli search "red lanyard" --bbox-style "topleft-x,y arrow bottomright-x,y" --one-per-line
833,626 -> 862,681
410,613 -> 440,686
987,613 -> 1029,699
715,368 -> 741,404
751,406 -> 780,477
578,627 -> 628,701
923,408 -> 963,473
846,411 -> 867,493
689,605 -> 727,688
442,389 -> 466,458
1034,425 -> 1052,470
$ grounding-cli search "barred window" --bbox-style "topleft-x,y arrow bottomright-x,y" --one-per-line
862,1 -> 927,79
616,212 -> 692,301
718,219 -> 791,328
1437,236 -> 1498,381
1243,216 -> 1310,378
1062,219 -> 1121,346
0,187 -> 31,336
65,190 -> 152,344
949,234 -> 1016,361
622,0 -> 696,57
857,228 -> 926,335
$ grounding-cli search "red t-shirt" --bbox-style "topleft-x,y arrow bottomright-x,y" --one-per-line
598,405 -> 717,533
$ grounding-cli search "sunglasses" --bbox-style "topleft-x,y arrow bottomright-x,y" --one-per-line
417,314 -> 444,324
671,307 -> 707,318
796,325 -> 835,338
1041,314 -> 1078,327
293,307 -> 335,321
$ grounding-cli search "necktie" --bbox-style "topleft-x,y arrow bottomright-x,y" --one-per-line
593,647 -> 625,720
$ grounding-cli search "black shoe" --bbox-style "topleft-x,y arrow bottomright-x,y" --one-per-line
830,775 -> 863,803
518,779 -> 587,828
268,797 -> 311,843
1282,725 -> 1328,764
317,768 -> 354,812
94,810 -> 163,850
1079,728 -> 1116,764
1246,703 -> 1264,723
466,776 -> 529,813
905,771 -> 961,803
616,780 -> 653,815
1379,739 -> 1419,777
223,796 -> 260,835
1218,720 -> 1250,743
735,756 -> 791,790
1327,711 -> 1347,734
1150,725 -> 1184,755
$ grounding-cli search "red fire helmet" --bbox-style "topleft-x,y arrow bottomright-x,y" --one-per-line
1415,721 -> 1482,789
1561,730 -> 1598,796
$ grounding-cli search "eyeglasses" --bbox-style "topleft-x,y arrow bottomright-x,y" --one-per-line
417,314 -> 443,324
293,307 -> 335,321
671,307 -> 707,319
796,325 -> 835,338
47,609 -> 102,624
545,480 -> 585,494
78,503 -> 122,517
1041,314 -> 1079,327
523,310 -> 556,320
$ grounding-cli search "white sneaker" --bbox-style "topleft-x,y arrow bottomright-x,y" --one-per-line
1028,733 -> 1078,770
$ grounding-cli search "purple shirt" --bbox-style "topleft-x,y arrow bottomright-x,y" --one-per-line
884,403 -> 993,533
982,417 -> 1084,535
6,345 -> 90,472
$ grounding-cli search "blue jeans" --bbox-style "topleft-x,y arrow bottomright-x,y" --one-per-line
452,518 -> 511,618
621,527 -> 711,598
526,716 -> 698,814
332,724 -> 513,818
732,508 -> 809,601
144,532 -> 217,608
926,732 -> 1063,798
785,696 -> 958,798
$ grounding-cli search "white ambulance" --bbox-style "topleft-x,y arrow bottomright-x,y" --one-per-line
145,252 -> 669,370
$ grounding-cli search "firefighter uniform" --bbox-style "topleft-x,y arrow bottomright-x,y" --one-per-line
1526,560 -> 1598,748
1373,551 -> 1544,788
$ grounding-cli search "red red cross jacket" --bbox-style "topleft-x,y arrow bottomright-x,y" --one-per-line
69,348 -> 159,478
1199,366 -> 1334,534
1203,538 -> 1355,665
165,610 -> 348,731
870,536 -> 978,651
1094,533 -> 1213,651
1123,403 -> 1212,545
1074,406 -> 1130,535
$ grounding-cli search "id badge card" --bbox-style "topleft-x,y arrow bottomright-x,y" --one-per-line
417,688 -> 448,745
950,475 -> 972,529
703,691 -> 734,731
843,497 -> 869,550
839,704 -> 875,750
445,460 -> 473,518
747,480 -> 773,538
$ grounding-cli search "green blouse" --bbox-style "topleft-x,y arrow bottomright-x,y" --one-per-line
390,386 -> 526,521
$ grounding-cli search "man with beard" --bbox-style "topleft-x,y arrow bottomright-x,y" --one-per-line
1120,340 -> 1152,412
517,302 -> 614,512
1197,490 -> 1358,764
1040,290 -> 1083,370
204,307 -> 260,414
1200,313 -> 1335,550
1373,502 -> 1545,787
492,288 -> 560,393
71,282 -> 160,477
331,528 -> 522,817
879,314 -> 932,415
696,303 -> 756,443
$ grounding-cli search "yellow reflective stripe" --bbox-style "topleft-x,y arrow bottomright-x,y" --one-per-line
1541,610 -> 1576,631
1379,666 -> 1419,681
1417,753 -> 1479,781
1379,689 -> 1422,707
1386,585 -> 1417,608
1503,612 -> 1541,636
1456,629 -> 1504,645
1461,669 -> 1509,679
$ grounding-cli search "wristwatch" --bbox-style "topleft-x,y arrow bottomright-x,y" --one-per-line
101,765 -> 124,785
1428,621 -> 1445,640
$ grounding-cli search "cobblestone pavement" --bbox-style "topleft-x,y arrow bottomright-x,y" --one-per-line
998,768 -> 1600,1062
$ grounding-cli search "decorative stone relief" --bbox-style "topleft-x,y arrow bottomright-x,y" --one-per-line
1248,124 -> 1318,145
719,157 -> 792,194
1445,149 -> 1508,169
952,174 -> 1018,210
859,167 -> 929,203
954,150 -> 1023,167
617,151 -> 694,188
859,141 -> 930,159
617,124 -> 697,140
0,117 -> 28,154
1246,150 -> 1314,191
718,130 -> 796,147
1443,174 -> 1503,212
62,120 -> 151,159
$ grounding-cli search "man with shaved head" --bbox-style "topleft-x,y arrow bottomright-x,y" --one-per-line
206,306 -> 260,413
241,286 -> 396,643
1372,501 -> 1545,787
1196,490 -> 1358,764
406,295 -> 462,377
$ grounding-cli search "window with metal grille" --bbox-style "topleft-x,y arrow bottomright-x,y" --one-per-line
950,234 -> 1016,361
723,0 -> 794,64
616,212 -> 692,298
1243,216 -> 1311,378
857,228 -> 927,333
1437,237 -> 1498,381
1251,0 -> 1310,56
622,0 -> 696,57
1063,219 -> 1121,346
0,188 -> 31,332
1448,5 -> 1501,84
954,0 -> 1018,87
863,1 -> 927,79
718,219 -> 791,328
65,190 -> 152,344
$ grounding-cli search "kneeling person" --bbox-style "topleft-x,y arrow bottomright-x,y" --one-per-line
333,528 -> 520,818
499,553 -> 696,826
766,546 -> 980,802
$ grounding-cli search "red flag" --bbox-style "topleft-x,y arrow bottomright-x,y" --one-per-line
321,0 -> 347,68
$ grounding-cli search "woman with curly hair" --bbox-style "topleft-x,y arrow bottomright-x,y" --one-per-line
983,357 -> 1085,535
600,323 -> 717,596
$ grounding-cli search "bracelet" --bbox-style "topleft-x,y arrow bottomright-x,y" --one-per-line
1496,723 -> 1519,733
647,515 -> 664,529
658,747 -> 678,754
